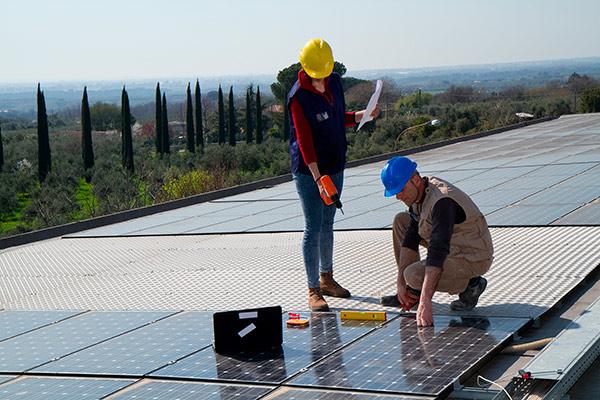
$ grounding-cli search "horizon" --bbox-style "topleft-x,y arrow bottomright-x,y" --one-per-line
3,0 -> 599,83
1,55 -> 599,87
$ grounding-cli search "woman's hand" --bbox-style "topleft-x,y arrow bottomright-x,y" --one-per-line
354,104 -> 381,124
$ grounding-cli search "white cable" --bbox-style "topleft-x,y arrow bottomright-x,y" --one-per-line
477,375 -> 513,400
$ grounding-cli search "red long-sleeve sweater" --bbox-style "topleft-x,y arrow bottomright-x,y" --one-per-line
289,70 -> 356,166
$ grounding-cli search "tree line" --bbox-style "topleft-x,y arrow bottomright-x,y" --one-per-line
32,80 -> 265,182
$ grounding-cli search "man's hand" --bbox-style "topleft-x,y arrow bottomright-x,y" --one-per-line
416,297 -> 434,327
416,266 -> 442,326
397,274 -> 419,311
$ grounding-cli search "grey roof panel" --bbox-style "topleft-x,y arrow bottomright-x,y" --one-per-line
4,227 -> 600,320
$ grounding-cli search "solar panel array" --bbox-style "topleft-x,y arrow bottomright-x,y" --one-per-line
68,114 -> 600,238
0,310 -> 524,398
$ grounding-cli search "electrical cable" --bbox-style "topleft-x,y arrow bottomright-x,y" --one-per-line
477,375 -> 513,400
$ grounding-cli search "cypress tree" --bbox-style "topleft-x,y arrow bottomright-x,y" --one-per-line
246,85 -> 254,143
256,86 -> 263,144
228,86 -> 236,146
155,83 -> 163,155
81,87 -> 94,170
37,83 -> 51,181
0,124 -> 4,172
218,85 -> 225,144
162,93 -> 170,154
121,87 -> 134,173
185,83 -> 195,152
194,79 -> 204,149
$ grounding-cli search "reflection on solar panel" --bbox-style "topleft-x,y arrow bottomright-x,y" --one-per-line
0,377 -> 134,399
0,311 -> 172,372
266,388 -> 431,400
289,315 -> 528,396
0,311 -> 81,342
0,375 -> 15,385
151,312 -> 383,384
110,380 -> 273,400
34,311 -> 213,376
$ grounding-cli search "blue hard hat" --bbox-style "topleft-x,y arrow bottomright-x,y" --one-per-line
380,156 -> 418,197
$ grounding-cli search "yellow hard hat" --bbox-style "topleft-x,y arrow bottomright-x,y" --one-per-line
299,38 -> 334,79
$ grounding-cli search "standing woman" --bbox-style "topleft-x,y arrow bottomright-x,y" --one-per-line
288,38 -> 380,311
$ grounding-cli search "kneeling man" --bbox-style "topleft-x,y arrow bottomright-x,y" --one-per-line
380,156 -> 494,326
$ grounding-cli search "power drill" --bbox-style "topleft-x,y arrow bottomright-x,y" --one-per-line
317,175 -> 344,214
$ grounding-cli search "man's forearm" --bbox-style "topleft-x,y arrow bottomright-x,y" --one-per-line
421,266 -> 442,300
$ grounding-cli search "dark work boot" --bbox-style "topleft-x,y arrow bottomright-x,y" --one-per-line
451,277 -> 487,311
320,272 -> 351,298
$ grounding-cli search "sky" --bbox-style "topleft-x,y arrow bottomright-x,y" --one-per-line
2,0 -> 599,83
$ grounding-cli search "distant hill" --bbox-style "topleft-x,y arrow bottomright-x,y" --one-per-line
1,57 -> 599,118
350,57 -> 600,93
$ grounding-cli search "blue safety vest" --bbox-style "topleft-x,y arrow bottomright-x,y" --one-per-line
287,73 -> 347,176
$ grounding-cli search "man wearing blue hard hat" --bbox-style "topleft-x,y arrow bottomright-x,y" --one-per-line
380,156 -> 494,327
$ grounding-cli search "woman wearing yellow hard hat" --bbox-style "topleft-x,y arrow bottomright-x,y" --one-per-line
288,38 -> 381,311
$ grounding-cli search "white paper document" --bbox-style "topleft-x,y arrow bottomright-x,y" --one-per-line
357,79 -> 382,131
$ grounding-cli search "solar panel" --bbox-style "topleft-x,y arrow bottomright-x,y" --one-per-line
34,311 -> 213,376
485,204 -> 581,225
0,311 -> 172,373
150,312 -> 384,384
0,375 -> 15,385
0,377 -> 134,400
0,311 -> 82,342
288,315 -> 527,396
471,188 -> 538,207
553,201 -> 600,225
110,380 -> 273,400
266,388 -> 431,400
518,184 -> 600,206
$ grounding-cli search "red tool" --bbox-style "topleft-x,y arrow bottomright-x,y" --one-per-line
317,175 -> 344,214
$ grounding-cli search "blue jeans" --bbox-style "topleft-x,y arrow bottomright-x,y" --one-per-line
294,171 -> 344,289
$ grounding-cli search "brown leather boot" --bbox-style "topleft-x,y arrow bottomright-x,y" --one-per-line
320,272 -> 351,298
308,288 -> 330,311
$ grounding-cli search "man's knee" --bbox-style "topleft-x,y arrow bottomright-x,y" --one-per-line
403,261 -> 425,290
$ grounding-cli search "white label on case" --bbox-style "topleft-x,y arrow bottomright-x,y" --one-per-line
239,311 -> 258,319
238,323 -> 256,338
